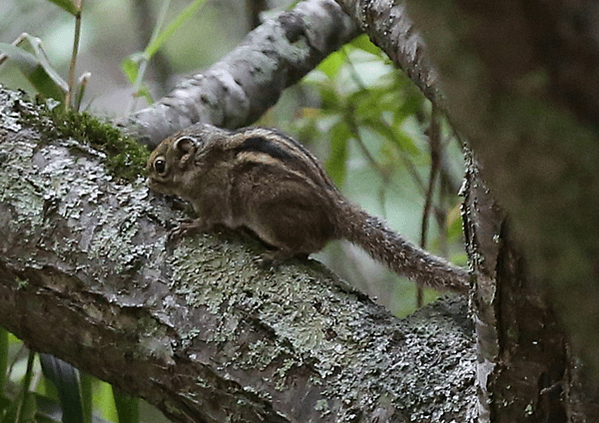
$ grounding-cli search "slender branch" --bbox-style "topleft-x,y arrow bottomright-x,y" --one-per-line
131,0 -> 174,99
416,107 -> 441,307
65,2 -> 83,111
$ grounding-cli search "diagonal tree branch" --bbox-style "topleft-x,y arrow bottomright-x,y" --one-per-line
0,89 -> 475,423
125,0 -> 359,148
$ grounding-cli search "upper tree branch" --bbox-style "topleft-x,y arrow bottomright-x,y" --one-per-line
125,0 -> 359,148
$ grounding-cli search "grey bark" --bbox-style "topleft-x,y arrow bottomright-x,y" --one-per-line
461,150 -> 580,422
0,89 -> 475,422
124,0 -> 359,149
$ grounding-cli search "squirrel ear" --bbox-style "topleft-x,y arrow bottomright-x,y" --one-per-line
173,136 -> 196,167
174,136 -> 195,154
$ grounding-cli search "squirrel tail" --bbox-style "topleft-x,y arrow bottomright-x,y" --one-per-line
334,200 -> 470,293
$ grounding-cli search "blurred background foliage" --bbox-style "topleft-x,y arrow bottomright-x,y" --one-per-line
0,0 -> 466,422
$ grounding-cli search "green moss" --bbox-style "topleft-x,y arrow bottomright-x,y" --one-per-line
21,98 -> 149,182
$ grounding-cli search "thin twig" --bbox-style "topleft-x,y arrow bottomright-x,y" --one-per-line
0,33 -> 28,65
15,350 -> 36,423
417,105 -> 441,307
65,1 -> 84,110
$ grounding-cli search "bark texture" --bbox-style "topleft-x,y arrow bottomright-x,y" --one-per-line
0,89 -> 476,422
461,150 -> 575,422
125,0 -> 359,149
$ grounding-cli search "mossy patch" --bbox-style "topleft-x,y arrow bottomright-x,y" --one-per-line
20,97 -> 149,182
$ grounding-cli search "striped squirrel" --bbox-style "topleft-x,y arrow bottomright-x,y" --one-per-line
147,124 -> 469,293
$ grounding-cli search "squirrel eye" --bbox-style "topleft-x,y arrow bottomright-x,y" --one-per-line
154,158 -> 167,174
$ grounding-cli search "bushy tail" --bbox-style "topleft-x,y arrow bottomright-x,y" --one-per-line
334,200 -> 469,293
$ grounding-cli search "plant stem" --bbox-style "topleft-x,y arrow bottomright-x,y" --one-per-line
418,106 -> 441,307
16,350 -> 36,423
65,1 -> 83,110
0,327 -> 7,395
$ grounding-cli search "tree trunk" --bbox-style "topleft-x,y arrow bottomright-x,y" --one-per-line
405,0 -> 599,377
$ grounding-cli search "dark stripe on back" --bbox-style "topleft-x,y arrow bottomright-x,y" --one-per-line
269,130 -> 338,189
235,136 -> 296,162
268,129 -> 316,161
233,128 -> 339,192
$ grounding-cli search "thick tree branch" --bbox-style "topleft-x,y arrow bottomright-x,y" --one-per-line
0,89 -> 475,422
125,0 -> 359,148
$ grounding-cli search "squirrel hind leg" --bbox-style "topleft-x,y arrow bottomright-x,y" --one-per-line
252,206 -> 334,252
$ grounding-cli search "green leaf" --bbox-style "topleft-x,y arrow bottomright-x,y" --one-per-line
79,374 -> 92,423
317,51 -> 344,80
120,54 -> 143,84
23,34 -> 69,93
39,354 -> 84,423
364,117 -> 420,155
317,85 -> 342,112
134,84 -> 154,105
19,391 -> 37,423
31,394 -> 63,423
45,0 -> 79,16
394,90 -> 424,126
0,39 -> 67,101
350,34 -> 382,56
0,42 -> 38,72
2,351 -> 37,423
325,122 -> 351,186
112,389 -> 139,423
0,396 -> 9,415
74,72 -> 90,113
145,0 -> 207,58
1,395 -> 18,422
